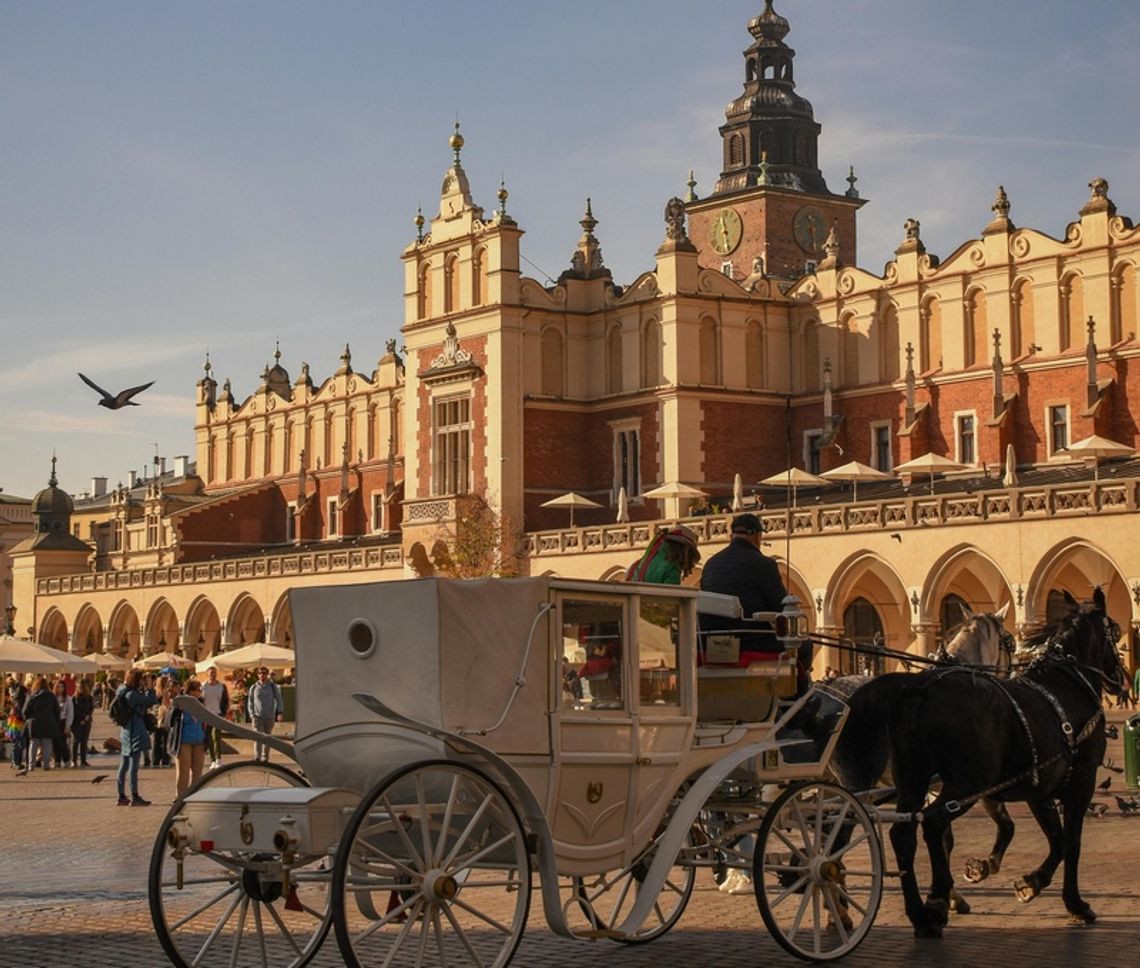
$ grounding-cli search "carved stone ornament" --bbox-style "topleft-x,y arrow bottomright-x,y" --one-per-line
430,321 -> 474,369
664,197 -> 688,241
385,338 -> 397,355
992,185 -> 1011,219
903,218 -> 921,241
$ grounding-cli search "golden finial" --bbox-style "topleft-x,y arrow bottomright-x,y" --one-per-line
274,339 -> 281,363
497,178 -> 509,218
414,204 -> 424,242
449,119 -> 464,164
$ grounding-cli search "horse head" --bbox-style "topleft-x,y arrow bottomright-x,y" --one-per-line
943,602 -> 1014,674
1054,587 -> 1127,697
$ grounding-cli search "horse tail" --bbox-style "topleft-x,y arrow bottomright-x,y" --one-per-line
831,675 -> 911,792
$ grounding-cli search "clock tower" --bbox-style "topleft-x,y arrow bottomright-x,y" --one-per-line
687,1 -> 865,281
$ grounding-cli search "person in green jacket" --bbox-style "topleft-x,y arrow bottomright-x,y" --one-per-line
629,525 -> 701,585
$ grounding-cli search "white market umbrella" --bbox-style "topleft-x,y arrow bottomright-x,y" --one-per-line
895,452 -> 967,495
92,651 -> 132,670
732,473 -> 744,512
616,486 -> 630,523
820,460 -> 891,503
1063,434 -> 1135,481
758,467 -> 828,509
540,491 -> 603,528
0,635 -> 99,674
196,641 -> 297,673
1002,443 -> 1019,487
640,481 -> 709,500
133,651 -> 196,671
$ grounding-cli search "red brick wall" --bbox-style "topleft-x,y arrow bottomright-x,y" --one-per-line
174,485 -> 287,562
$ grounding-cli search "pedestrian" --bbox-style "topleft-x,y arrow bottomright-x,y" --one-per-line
152,678 -> 173,767
200,666 -> 230,769
114,669 -> 158,806
626,525 -> 701,584
53,680 -> 74,767
142,674 -> 158,767
246,667 -> 283,763
70,680 -> 94,767
169,679 -> 207,800
5,686 -> 27,771
22,677 -> 63,770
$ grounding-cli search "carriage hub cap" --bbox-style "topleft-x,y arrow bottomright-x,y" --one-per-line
422,869 -> 459,901
808,856 -> 842,884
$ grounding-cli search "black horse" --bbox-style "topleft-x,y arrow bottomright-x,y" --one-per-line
832,588 -> 1126,937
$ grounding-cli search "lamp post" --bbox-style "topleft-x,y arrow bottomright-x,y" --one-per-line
4,604 -> 15,636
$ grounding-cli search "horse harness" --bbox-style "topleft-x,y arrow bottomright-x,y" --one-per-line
926,653 -> 1104,818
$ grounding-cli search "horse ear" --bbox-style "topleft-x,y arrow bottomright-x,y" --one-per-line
994,602 -> 1010,622
1062,590 -> 1079,609
960,602 -> 975,622
1092,586 -> 1107,611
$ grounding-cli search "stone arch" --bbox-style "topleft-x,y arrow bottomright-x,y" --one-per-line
876,301 -> 900,382
1060,270 -> 1085,352
964,286 -> 987,367
825,551 -> 910,652
920,293 -> 942,373
73,603 -> 105,654
921,544 -> 1015,636
472,246 -> 487,307
108,601 -> 142,658
1025,538 -> 1129,629
184,594 -> 222,662
269,592 -> 294,650
772,560 -> 815,635
38,607 -> 69,654
606,322 -> 623,394
417,261 -> 432,320
444,252 -> 460,313
1112,260 -> 1136,346
598,565 -> 626,582
144,598 -> 180,654
640,318 -> 663,388
1012,276 -> 1034,359
226,593 -> 266,648
540,325 -> 565,397
699,316 -> 720,385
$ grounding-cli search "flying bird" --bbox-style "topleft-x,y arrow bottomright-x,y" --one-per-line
90,774 -> 108,785
890,532 -> 902,542
78,373 -> 155,409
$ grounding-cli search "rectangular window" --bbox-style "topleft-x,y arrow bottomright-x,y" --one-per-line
638,596 -> 681,706
326,498 -> 338,537
432,395 -> 472,496
803,430 -> 823,475
721,261 -> 734,279
562,598 -> 625,711
371,492 -> 384,532
612,427 -> 641,502
871,422 -> 893,471
1049,404 -> 1069,455
956,413 -> 976,464
285,503 -> 296,542
804,260 -> 818,275
146,516 -> 159,548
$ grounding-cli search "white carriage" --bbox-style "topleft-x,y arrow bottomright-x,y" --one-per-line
150,577 -> 884,966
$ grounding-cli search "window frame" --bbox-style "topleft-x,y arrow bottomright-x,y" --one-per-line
609,417 -> 642,506
870,420 -> 893,472
431,392 -> 473,496
954,409 -> 978,466
803,429 -> 823,475
1046,401 -> 1070,457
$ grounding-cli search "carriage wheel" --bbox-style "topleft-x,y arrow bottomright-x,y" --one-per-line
178,759 -> 309,802
569,827 -> 695,944
332,759 -> 531,968
149,767 -> 332,968
755,781 -> 882,962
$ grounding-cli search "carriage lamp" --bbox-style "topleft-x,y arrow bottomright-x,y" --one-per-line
273,816 -> 300,895
166,815 -> 193,890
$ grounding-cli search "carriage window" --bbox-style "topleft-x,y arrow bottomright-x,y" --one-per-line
637,596 -> 681,706
562,599 -> 624,710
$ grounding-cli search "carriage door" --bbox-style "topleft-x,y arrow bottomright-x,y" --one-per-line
551,593 -> 637,871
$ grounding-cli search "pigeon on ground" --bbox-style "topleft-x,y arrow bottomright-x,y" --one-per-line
90,774 -> 108,785
1097,776 -> 1111,792
78,372 -> 154,409
1106,724 -> 1119,740
1114,795 -> 1138,816
1087,802 -> 1108,818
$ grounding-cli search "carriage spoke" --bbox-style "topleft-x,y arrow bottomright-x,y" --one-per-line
771,825 -> 810,864
441,901 -> 488,968
449,830 -> 518,873
227,895 -> 249,968
191,889 -> 243,967
263,898 -> 305,956
785,883 -> 813,943
251,900 -> 269,968
376,898 -> 424,968
822,800 -> 851,854
415,774 -> 436,869
434,773 -> 462,867
441,793 -> 495,869
822,886 -> 850,946
381,795 -> 427,871
353,891 -> 423,943
450,894 -> 513,934
767,873 -> 810,909
832,829 -> 871,860
432,906 -> 450,968
169,883 -> 240,931
834,883 -> 869,917
352,842 -> 422,880
812,886 -> 822,956
791,799 -> 815,853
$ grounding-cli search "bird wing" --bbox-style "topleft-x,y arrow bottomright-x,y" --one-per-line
78,372 -> 113,402
113,380 -> 155,405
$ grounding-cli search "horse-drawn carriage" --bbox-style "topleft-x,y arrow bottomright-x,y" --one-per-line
150,577 -> 889,966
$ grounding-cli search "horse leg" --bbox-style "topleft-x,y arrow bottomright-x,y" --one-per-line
1059,780 -> 1097,924
942,825 -> 971,914
890,813 -> 935,937
919,799 -> 958,932
1013,799 -> 1063,903
963,798 -> 1015,883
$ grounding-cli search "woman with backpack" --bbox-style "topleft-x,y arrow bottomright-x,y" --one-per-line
111,669 -> 158,806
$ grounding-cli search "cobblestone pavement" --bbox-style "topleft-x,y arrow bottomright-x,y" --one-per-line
1,707 -> 1137,967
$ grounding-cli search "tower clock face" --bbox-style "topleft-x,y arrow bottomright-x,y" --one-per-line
709,208 -> 743,256
794,205 -> 828,253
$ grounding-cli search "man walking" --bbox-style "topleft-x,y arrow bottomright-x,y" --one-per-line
246,668 -> 283,764
200,667 -> 229,769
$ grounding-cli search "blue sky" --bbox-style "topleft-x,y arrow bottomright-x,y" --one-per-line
2,1 -> 1138,500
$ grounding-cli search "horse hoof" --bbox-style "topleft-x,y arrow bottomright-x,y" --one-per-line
923,899 -> 949,928
1014,877 -> 1038,903
949,893 -> 971,915
963,857 -> 989,883
914,923 -> 944,939
1067,908 -> 1097,925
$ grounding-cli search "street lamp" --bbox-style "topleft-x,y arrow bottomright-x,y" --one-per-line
4,604 -> 16,636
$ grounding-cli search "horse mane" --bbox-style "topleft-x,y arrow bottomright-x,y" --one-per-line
1019,599 -> 1097,667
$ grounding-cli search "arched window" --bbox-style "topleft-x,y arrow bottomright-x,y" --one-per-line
346,408 -> 357,464
965,289 -> 987,367
841,316 -> 860,386
879,303 -> 900,382
939,593 -> 971,640
1060,273 -> 1084,351
264,425 -> 274,476
745,58 -> 757,82
1113,263 -> 1136,346
225,435 -> 234,481
472,247 -> 486,306
1013,278 -> 1034,358
699,317 -> 720,385
444,254 -> 460,313
745,320 -> 765,389
842,597 -> 885,675
1046,589 -> 1070,626
418,262 -> 432,320
283,420 -> 292,472
324,412 -> 335,468
541,327 -> 564,396
607,324 -> 623,394
641,319 -> 662,388
207,434 -> 217,483
728,134 -> 744,167
391,400 -> 401,455
920,296 -> 942,373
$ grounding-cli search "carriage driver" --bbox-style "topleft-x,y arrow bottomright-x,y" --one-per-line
699,513 -> 813,694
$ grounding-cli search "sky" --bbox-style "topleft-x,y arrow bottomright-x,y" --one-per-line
2,0 -> 1139,501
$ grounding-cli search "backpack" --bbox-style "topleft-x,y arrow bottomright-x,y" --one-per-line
108,692 -> 134,728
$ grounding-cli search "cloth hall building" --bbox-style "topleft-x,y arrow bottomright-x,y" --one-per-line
12,2 -> 1140,678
